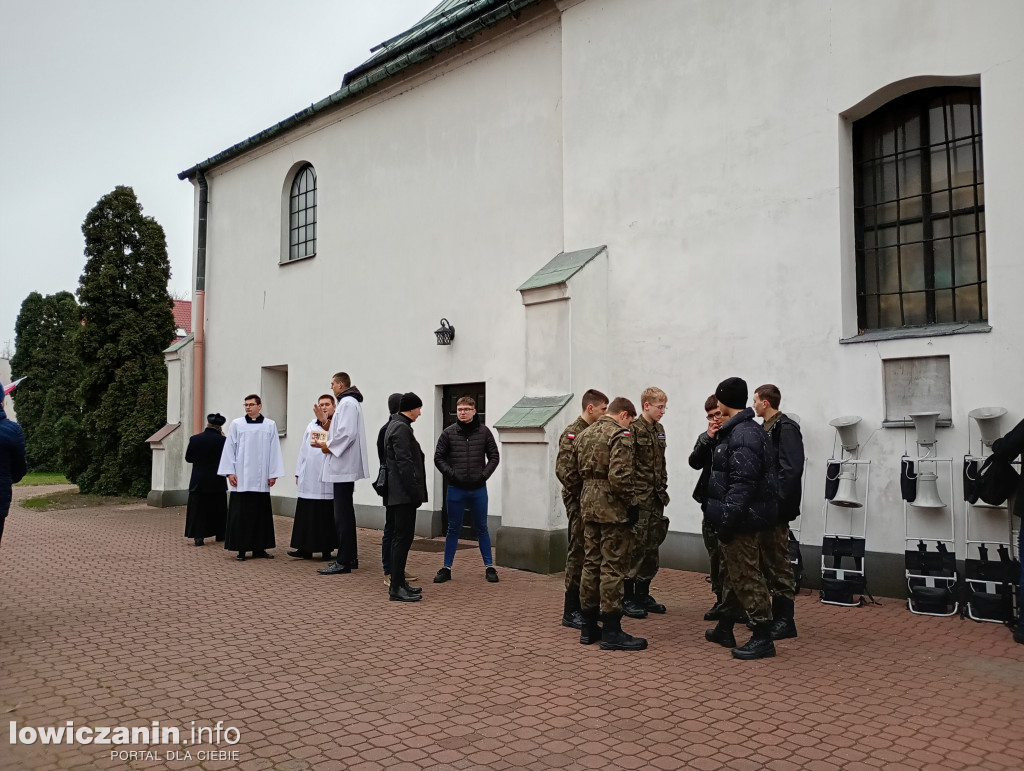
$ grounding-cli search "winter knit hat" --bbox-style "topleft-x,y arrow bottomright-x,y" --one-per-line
399,392 -> 423,412
715,377 -> 748,410
387,392 -> 402,414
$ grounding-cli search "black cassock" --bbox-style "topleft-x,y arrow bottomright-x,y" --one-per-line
184,427 -> 228,539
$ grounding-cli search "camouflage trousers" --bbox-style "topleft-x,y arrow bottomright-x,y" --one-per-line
701,519 -> 725,600
720,531 -> 772,625
564,503 -> 585,592
628,504 -> 669,581
759,522 -> 797,602
580,521 -> 634,614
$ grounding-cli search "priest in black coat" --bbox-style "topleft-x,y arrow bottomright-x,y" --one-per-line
184,413 -> 228,545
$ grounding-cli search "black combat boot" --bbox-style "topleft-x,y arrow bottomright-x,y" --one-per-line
769,596 -> 798,640
732,623 -> 776,660
561,590 -> 584,630
1014,626 -> 1024,645
704,618 -> 736,648
622,580 -> 648,619
636,579 -> 666,614
704,596 -> 725,621
579,607 -> 602,645
599,612 -> 648,651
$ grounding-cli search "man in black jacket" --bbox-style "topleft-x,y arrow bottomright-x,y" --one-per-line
990,418 -> 1024,645
384,393 -> 427,602
689,394 -> 725,620
376,393 -> 402,585
753,384 -> 804,641
703,377 -> 779,660
0,382 -> 27,546
433,396 -> 500,584
184,413 -> 228,546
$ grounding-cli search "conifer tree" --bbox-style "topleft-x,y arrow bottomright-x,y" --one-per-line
10,291 -> 83,471
75,186 -> 174,495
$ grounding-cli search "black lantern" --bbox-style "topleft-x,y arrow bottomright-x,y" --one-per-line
434,318 -> 455,345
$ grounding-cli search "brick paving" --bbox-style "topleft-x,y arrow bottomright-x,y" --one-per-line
2,486 -> 1023,770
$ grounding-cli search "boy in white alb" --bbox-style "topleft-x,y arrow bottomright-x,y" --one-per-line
218,393 -> 285,562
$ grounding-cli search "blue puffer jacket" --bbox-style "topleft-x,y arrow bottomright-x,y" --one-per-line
704,408 -> 778,534
0,403 -> 28,518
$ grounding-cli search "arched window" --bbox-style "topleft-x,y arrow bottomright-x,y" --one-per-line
854,87 -> 986,330
288,164 -> 317,261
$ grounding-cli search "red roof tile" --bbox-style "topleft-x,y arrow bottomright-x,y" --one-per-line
173,300 -> 191,336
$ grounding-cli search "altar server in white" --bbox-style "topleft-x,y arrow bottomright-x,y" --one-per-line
288,394 -> 339,560
315,372 -> 369,575
218,393 -> 285,562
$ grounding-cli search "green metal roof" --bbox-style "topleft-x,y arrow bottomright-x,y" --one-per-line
517,246 -> 607,291
494,394 -> 573,429
178,0 -> 542,181
163,332 -> 194,354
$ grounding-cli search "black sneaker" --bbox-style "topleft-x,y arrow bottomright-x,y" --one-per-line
433,567 -> 452,583
485,567 -> 499,583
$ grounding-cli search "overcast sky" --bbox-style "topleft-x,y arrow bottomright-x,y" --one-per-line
0,0 -> 439,355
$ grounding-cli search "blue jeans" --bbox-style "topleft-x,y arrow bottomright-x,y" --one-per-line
444,485 -> 492,568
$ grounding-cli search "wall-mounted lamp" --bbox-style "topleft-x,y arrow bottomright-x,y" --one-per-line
434,318 -> 455,345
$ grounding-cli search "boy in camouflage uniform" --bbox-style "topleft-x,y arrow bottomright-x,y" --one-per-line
624,387 -> 670,618
555,389 -> 608,630
753,384 -> 803,640
575,397 -> 647,651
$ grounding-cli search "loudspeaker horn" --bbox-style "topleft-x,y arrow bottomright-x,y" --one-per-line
829,415 -> 862,452
909,412 -> 940,447
831,470 -> 862,508
968,406 -> 1007,447
910,471 -> 946,509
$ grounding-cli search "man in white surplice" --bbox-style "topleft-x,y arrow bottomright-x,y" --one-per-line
218,393 -> 285,561
315,372 -> 369,575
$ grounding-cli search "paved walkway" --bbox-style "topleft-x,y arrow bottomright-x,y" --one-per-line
2,488 -> 1022,770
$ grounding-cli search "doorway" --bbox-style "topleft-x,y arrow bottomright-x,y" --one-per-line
440,382 -> 487,540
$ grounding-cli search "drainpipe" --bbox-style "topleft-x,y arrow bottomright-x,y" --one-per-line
191,171 -> 208,434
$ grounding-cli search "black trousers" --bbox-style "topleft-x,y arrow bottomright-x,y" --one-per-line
389,503 -> 417,589
332,481 -> 357,565
382,505 -> 395,574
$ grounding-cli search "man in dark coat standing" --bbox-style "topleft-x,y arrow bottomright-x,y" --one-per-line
185,413 -> 228,545
384,393 -> 427,602
990,418 -> 1024,645
689,394 -> 725,620
703,377 -> 778,660
376,393 -> 403,585
0,381 -> 28,546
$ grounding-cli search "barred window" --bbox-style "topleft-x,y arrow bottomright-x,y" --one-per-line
854,87 -> 986,330
288,164 -> 317,261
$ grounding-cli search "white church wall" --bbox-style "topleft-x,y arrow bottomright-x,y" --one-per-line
198,13 -> 565,521
557,0 -> 1024,559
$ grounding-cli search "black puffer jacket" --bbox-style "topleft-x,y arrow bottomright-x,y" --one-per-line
991,417 -> 1024,518
704,408 -> 778,534
384,414 -> 427,507
688,430 -> 716,510
768,413 -> 804,523
434,415 -> 499,490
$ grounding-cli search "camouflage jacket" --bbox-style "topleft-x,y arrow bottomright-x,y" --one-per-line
555,415 -> 590,514
632,415 -> 669,507
575,415 -> 636,524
